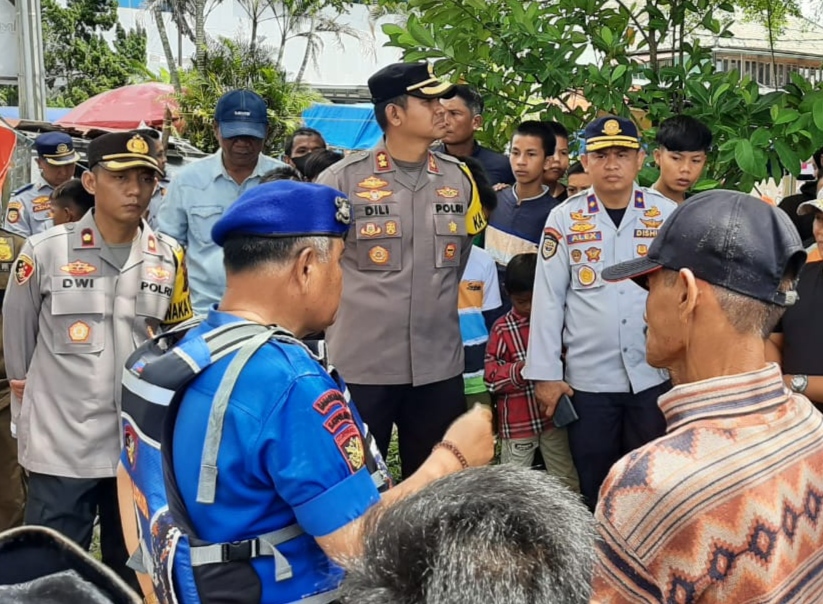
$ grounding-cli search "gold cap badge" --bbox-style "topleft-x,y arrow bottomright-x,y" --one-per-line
126,135 -> 150,155
603,120 -> 621,136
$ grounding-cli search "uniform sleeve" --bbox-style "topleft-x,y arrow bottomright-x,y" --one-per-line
482,254 -> 502,312
162,244 -> 194,325
522,208 -> 569,381
2,242 -> 43,416
155,179 -> 189,244
314,167 -> 341,190
484,321 -> 527,394
592,514 -> 661,604
4,199 -> 29,238
262,375 -> 380,537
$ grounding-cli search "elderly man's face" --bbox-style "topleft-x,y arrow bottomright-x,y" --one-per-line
644,270 -> 686,370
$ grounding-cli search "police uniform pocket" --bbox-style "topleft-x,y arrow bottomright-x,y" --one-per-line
189,205 -> 223,245
434,214 -> 465,268
570,261 -> 604,290
136,261 -> 176,319
355,217 -> 402,271
50,291 -> 105,354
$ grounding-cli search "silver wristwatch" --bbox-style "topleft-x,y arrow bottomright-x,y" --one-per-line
790,374 -> 809,394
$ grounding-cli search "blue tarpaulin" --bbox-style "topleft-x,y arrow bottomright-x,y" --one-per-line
0,107 -> 72,123
302,103 -> 381,151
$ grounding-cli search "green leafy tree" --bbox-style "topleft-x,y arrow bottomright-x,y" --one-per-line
176,37 -> 321,153
380,0 -> 823,192
43,0 -> 147,106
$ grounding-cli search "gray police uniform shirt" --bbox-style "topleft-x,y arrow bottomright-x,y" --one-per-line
523,186 -> 675,393
317,146 -> 473,387
5,177 -> 54,237
0,230 -> 25,412
2,210 -> 183,479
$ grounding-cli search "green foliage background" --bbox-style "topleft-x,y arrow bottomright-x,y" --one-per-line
380,0 -> 823,192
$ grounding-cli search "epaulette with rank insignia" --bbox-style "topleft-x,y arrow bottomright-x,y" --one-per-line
10,183 -> 34,197
155,231 -> 183,253
325,150 -> 370,175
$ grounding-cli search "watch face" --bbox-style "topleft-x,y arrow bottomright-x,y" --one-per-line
792,375 -> 807,392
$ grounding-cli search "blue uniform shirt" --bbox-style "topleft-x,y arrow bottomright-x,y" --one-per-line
173,309 -> 381,603
524,186 -> 675,393
156,152 -> 285,314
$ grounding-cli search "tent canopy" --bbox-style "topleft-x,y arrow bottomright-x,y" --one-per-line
302,103 -> 381,151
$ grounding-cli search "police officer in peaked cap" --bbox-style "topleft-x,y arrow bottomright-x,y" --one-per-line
3,130 -> 192,587
316,63 -> 489,478
5,132 -> 80,238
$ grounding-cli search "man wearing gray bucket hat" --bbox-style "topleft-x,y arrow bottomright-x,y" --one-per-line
592,190 -> 823,603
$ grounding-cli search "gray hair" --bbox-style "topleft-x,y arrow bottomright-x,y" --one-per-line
341,465 -> 596,604
222,235 -> 331,273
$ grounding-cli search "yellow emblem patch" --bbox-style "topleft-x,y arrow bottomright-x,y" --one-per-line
578,265 -> 597,286
126,135 -> 150,155
585,247 -> 601,262
436,187 -> 460,199
355,190 -> 392,202
448,220 -> 458,234
569,222 -> 596,233
637,244 -> 649,257
385,221 -> 398,236
357,176 -> 389,190
644,206 -> 661,218
0,237 -> 14,262
641,218 -> 663,229
68,320 -> 91,343
569,211 -> 592,222
56,143 -> 69,154
369,245 -> 390,265
60,260 -> 97,276
359,222 -> 383,238
603,119 -> 621,136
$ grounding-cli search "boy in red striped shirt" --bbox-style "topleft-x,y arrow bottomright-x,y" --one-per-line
484,253 -> 579,491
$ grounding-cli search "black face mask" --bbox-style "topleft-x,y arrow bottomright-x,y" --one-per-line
291,154 -> 310,175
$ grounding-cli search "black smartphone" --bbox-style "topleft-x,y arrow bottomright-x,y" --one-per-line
553,394 -> 579,429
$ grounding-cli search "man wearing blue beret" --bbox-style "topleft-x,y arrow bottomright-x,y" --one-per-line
118,180 -> 493,603
5,132 -> 80,237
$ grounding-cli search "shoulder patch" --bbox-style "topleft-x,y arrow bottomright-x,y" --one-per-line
334,425 -> 365,473
330,151 -> 369,173
14,254 -> 34,285
11,183 -> 34,196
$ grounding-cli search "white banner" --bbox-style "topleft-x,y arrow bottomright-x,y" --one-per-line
0,0 -> 17,83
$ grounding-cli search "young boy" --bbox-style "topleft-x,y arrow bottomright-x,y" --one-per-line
542,122 -> 570,201
485,121 -> 560,308
652,115 -> 713,204
565,161 -> 592,198
485,253 -> 579,491
49,178 -> 95,226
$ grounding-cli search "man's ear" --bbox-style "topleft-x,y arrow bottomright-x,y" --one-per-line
472,113 -> 483,131
653,148 -> 662,167
678,268 -> 699,322
292,245 -> 317,292
386,104 -> 404,128
81,170 -> 96,195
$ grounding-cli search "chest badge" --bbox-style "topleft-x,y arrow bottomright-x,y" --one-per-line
578,265 -> 597,287
68,320 -> 91,343
436,187 -> 459,199
369,245 -> 390,264
357,176 -> 388,189
359,222 -> 383,238
355,189 -> 392,202
60,260 -> 97,276
385,220 -> 398,236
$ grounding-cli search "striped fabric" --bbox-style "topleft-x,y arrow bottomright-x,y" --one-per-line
484,310 -> 550,439
593,363 -> 823,603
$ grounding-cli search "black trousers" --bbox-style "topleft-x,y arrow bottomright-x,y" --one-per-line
348,375 -> 466,479
25,472 -> 138,590
567,381 -> 671,512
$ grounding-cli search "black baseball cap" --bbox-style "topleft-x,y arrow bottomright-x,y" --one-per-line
602,190 -> 807,306
87,131 -> 162,174
368,62 -> 455,105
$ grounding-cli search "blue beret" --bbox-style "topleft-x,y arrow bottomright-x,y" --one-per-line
212,180 -> 352,246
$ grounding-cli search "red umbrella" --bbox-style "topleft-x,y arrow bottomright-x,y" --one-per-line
55,83 -> 179,131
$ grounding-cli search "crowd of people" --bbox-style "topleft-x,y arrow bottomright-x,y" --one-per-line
0,59 -> 821,604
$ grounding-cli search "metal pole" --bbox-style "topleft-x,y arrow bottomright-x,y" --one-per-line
16,0 -> 46,121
